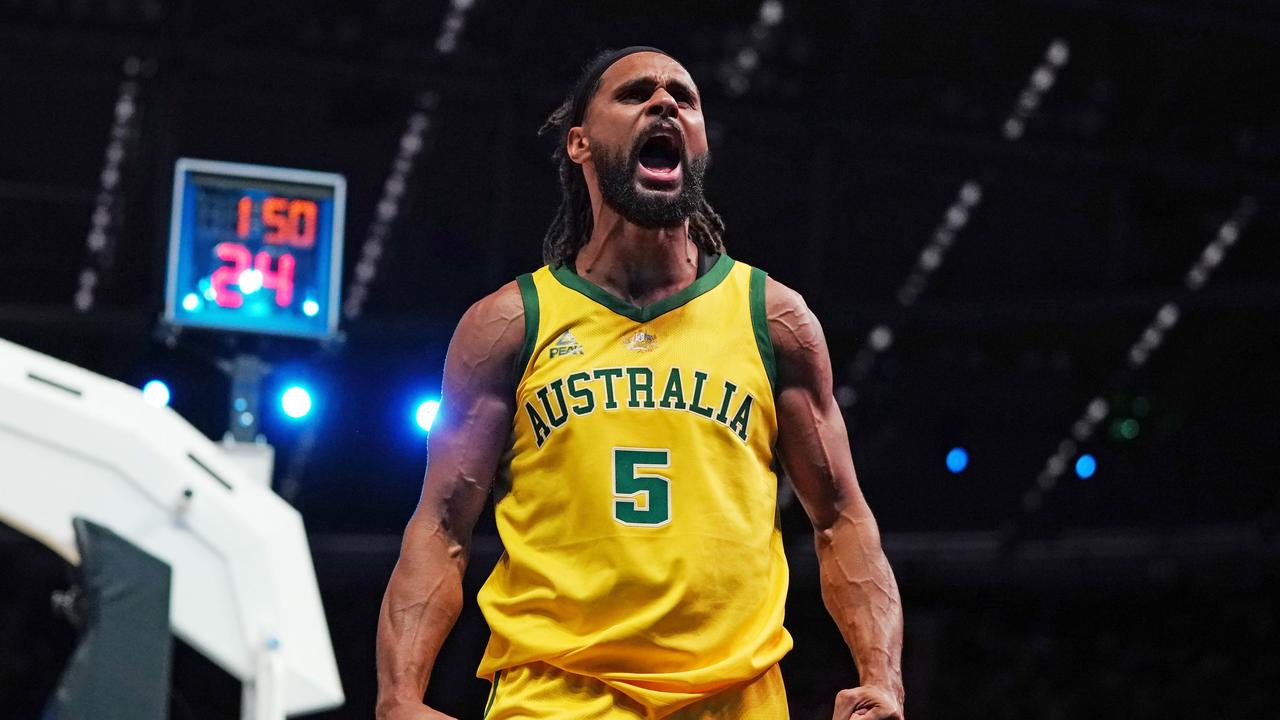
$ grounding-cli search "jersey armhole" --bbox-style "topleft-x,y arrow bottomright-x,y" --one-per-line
514,273 -> 540,381
748,266 -> 777,394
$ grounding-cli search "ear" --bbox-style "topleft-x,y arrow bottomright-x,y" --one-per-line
566,126 -> 591,165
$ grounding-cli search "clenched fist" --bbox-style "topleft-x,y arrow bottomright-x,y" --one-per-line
832,684 -> 903,720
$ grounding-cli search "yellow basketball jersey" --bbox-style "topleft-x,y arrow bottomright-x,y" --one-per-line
476,253 -> 793,715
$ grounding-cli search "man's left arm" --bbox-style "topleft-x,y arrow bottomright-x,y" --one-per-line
766,276 -> 905,720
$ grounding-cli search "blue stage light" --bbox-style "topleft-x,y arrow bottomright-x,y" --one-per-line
945,447 -> 968,474
416,399 -> 441,432
142,379 -> 171,407
1075,453 -> 1097,479
281,385 -> 313,419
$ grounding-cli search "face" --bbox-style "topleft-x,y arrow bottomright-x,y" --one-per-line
568,52 -> 711,228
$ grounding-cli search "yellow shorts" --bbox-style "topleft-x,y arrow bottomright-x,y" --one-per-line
482,663 -> 788,720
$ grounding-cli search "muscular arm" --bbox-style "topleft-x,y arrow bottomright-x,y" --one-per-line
767,277 -> 905,716
375,282 -> 524,719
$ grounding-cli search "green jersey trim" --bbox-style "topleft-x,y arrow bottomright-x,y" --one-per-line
749,266 -> 776,393
515,274 -> 539,379
549,253 -> 736,323
483,668 -> 502,718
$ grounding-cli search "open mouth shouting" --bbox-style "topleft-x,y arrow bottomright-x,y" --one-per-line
635,126 -> 684,188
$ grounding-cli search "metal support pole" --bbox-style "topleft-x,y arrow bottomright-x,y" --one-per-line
223,354 -> 271,443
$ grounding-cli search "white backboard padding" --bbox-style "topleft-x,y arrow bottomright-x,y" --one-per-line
0,338 -> 343,715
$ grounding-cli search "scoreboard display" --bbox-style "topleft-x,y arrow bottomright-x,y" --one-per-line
164,158 -> 346,339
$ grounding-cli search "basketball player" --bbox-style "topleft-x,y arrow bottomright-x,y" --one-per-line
376,48 -> 904,720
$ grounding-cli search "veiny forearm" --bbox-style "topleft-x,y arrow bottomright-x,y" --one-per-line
375,513 -> 467,714
766,276 -> 904,711
371,284 -> 521,717
815,505 -> 904,703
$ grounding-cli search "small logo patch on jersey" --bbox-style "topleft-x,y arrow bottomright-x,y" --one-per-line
549,330 -> 584,358
626,330 -> 658,352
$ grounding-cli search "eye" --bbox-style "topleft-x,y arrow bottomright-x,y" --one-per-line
670,89 -> 697,109
619,87 -> 649,103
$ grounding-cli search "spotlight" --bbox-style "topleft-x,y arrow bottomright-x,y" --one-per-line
868,325 -> 894,352
1074,453 -> 1097,479
1046,39 -> 1070,68
281,385 -> 313,419
1119,418 -> 1140,440
945,447 -> 969,474
415,399 -> 441,432
141,379 -> 170,407
759,0 -> 784,26
302,299 -> 320,317
238,268 -> 263,294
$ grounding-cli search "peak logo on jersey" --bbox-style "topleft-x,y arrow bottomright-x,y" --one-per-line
549,330 -> 584,358
522,365 -> 756,447
626,330 -> 658,352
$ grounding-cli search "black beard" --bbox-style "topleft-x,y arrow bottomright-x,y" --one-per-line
595,138 -> 709,229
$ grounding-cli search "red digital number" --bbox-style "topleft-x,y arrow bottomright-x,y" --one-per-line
255,250 -> 296,307
223,195 -> 310,312
211,243 -> 296,309
211,242 -> 251,308
262,197 -> 290,244
257,196 -> 317,249
290,199 -> 317,248
237,196 -> 253,238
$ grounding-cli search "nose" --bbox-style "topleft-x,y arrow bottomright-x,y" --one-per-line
646,89 -> 678,119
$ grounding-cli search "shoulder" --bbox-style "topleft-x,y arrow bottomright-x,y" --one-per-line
448,279 -> 527,384
762,275 -> 829,388
763,275 -> 822,353
465,278 -> 525,324
762,274 -> 808,314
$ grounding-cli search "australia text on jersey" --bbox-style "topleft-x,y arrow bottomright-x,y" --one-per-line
523,366 -> 758,446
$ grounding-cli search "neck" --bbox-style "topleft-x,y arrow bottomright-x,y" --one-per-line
573,204 -> 700,307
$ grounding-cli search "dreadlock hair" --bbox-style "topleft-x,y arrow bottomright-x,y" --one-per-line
539,49 -> 727,268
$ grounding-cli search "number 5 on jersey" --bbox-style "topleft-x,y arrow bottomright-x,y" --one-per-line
612,447 -> 671,527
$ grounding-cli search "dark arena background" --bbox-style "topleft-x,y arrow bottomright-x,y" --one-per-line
2,1 -> 1279,718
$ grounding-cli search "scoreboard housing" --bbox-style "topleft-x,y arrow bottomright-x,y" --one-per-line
164,158 -> 346,339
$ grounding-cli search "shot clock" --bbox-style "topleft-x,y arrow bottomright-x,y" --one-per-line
164,158 -> 346,339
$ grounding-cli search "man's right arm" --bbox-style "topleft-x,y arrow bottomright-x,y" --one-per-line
375,281 -> 525,720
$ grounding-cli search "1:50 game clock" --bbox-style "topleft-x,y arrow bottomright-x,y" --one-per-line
164,158 -> 347,339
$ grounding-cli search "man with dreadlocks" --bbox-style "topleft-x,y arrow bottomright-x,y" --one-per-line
376,48 -> 904,720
